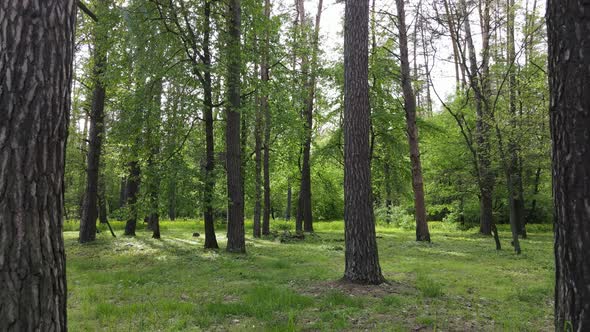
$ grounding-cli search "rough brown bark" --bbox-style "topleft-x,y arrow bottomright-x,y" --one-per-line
0,0 -> 75,329
547,2 -> 590,330
79,3 -> 108,242
225,0 -> 245,253
396,0 -> 430,242
343,0 -> 384,285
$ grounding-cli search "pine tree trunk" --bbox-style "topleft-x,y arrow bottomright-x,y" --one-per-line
261,0 -> 272,236
254,62 -> 263,238
0,0 -> 74,328
343,0 -> 384,285
547,2 -> 590,329
80,9 -> 108,242
396,0 -> 430,242
225,0 -> 245,253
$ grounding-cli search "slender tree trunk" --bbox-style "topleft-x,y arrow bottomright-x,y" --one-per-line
225,0 -> 245,253
462,0 -> 494,236
384,162 -> 393,224
343,0 -> 384,285
285,181 -> 292,220
443,0 -> 461,89
124,161 -> 140,236
254,60 -> 263,238
506,0 -> 524,246
0,0 -> 74,328
547,2 -> 590,329
119,177 -> 127,209
295,0 -> 313,234
203,0 -> 219,249
80,5 -> 108,242
262,0 -> 272,236
168,173 -> 176,220
98,172 -> 108,224
147,79 -> 163,239
396,0 -> 430,242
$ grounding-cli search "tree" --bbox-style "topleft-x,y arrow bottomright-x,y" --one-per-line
343,0 -> 384,285
295,0 -> 314,234
396,0 -> 430,242
547,1 -> 590,329
80,0 -> 108,243
262,0 -> 272,236
0,0 -> 75,328
225,0 -> 246,253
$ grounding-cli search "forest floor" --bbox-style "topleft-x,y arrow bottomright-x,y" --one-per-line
64,220 -> 553,331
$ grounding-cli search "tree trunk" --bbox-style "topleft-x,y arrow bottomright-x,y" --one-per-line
462,0 -> 494,236
505,0 -> 522,252
295,0 -> 314,234
203,0 -> 219,249
225,0 -> 245,253
80,7 -> 108,242
168,174 -> 176,220
261,0 -> 272,236
384,162 -> 393,224
443,0 -> 462,89
254,60 -> 263,238
343,0 -> 384,285
124,161 -> 140,236
98,173 -> 108,224
396,0 -> 430,242
547,2 -> 590,329
0,0 -> 74,328
119,177 -> 127,210
285,181 -> 292,220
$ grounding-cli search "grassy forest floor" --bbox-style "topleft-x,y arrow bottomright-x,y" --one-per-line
65,220 -> 554,331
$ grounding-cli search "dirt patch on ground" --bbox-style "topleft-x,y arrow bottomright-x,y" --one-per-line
301,278 -> 416,298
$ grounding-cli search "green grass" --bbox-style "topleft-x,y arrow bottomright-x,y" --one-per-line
66,220 -> 554,331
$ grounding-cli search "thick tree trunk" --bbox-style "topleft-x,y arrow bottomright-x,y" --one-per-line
0,0 -> 74,329
396,0 -> 430,242
547,2 -> 590,329
124,161 -> 140,236
80,13 -> 108,242
261,0 -> 272,236
225,0 -> 245,253
343,0 -> 384,285
203,0 -> 219,249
